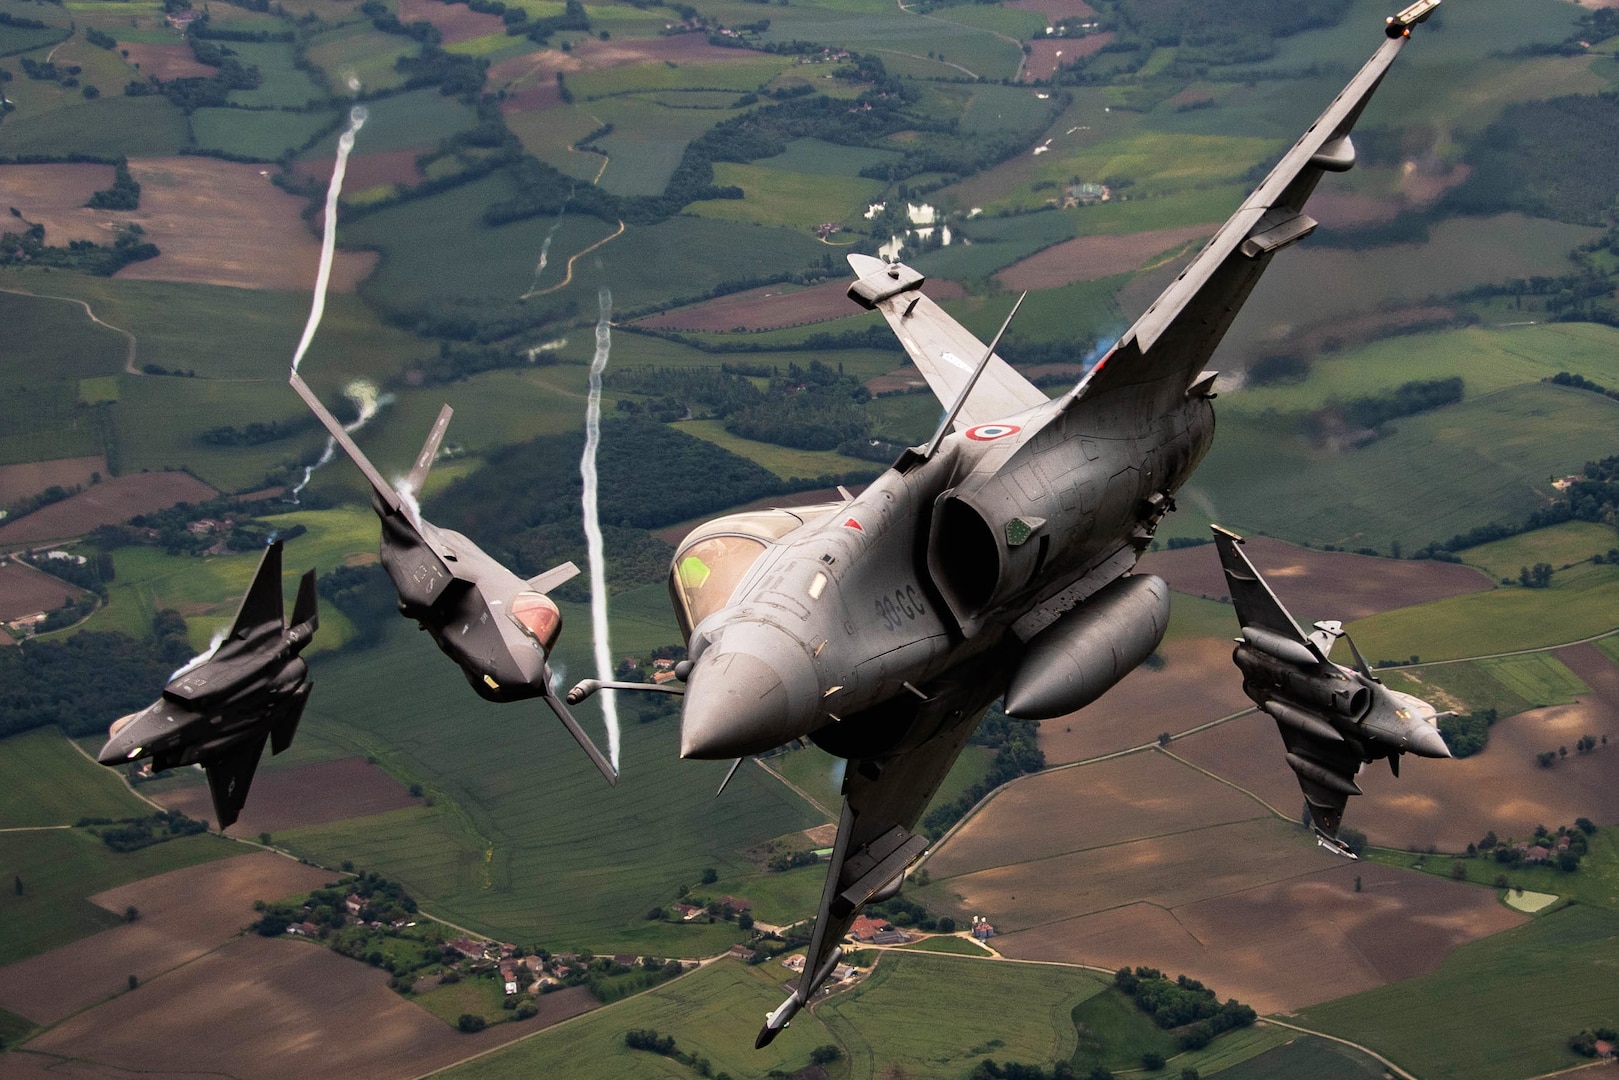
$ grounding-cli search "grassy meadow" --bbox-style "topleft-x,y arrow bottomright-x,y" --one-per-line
0,729 -> 147,827
1299,904 -> 1619,1080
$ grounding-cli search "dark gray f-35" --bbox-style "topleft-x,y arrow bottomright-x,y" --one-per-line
628,1 -> 1441,1047
1211,525 -> 1450,856
98,540 -> 317,830
288,372 -> 615,785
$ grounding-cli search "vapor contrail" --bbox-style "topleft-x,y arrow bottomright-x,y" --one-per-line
521,205 -> 571,300
171,626 -> 229,680
580,287 -> 620,771
291,103 -> 368,373
290,379 -> 389,500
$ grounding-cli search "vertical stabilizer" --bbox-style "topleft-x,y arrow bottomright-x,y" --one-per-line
227,541 -> 287,641
291,568 -> 319,630
406,404 -> 453,499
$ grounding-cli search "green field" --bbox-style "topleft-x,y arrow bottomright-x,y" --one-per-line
1175,383 -> 1619,556
1348,562 -> 1619,664
818,951 -> 1102,1077
1472,654 -> 1589,708
414,970 -> 510,1026
0,288 -> 126,466
1369,827 -> 1619,910
0,827 -> 235,966
674,419 -> 876,481
0,729 -> 147,828
1299,904 -> 1619,1080
1460,520 -> 1619,582
569,57 -> 793,100
305,87 -> 479,158
0,92 -> 187,157
1212,1035 -> 1389,1080
1382,661 -> 1532,722
757,136 -> 902,178
225,41 -> 327,108
1069,987 -> 1177,1072
82,507 -> 375,650
438,958 -> 841,1079
692,162 -> 884,229
303,26 -> 418,93
191,106 -> 339,160
266,615 -> 822,952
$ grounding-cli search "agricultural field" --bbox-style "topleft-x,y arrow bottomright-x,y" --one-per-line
0,729 -> 144,827
0,825 -> 235,968
0,455 -> 107,506
0,471 -> 216,546
1298,904 -> 1619,1080
17,933 -> 559,1080
1138,536 -> 1493,620
150,757 -> 422,836
0,851 -> 333,1025
0,560 -> 84,621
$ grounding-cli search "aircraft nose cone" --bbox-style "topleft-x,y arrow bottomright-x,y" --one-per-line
680,627 -> 820,759
1407,721 -> 1452,759
98,715 -> 144,766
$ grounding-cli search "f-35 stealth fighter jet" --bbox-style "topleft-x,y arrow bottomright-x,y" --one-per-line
98,540 -> 318,830
287,372 -> 616,784
1211,525 -> 1451,856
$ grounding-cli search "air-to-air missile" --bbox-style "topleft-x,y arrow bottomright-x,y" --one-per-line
569,1 -> 1442,1047
1211,526 -> 1450,856
287,371 -> 616,785
97,540 -> 318,830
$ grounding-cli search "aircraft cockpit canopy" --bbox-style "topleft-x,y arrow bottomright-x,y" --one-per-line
668,505 -> 840,637
509,591 -> 563,654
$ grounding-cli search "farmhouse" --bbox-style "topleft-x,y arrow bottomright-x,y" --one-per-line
848,915 -> 893,942
446,936 -> 488,960
498,961 -> 522,995
728,944 -> 758,962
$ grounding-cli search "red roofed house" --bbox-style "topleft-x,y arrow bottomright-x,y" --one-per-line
848,915 -> 893,942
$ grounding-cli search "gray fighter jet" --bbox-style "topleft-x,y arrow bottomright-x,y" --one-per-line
97,540 -> 318,830
1211,526 -> 1450,856
287,372 -> 615,785
582,1 -> 1439,1047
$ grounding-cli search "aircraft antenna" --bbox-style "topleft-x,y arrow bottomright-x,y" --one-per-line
922,291 -> 1026,459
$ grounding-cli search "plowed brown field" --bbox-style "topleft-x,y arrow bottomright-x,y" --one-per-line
120,42 -> 215,80
398,0 -> 504,42
20,935 -> 595,1080
152,757 -> 422,834
1021,33 -> 1114,82
1037,637 -> 1252,764
1138,535 -> 1492,618
0,164 -> 122,245
113,158 -> 376,291
0,852 -> 331,1025
997,224 -> 1213,290
0,471 -> 216,545
0,456 -> 108,505
0,561 -> 86,621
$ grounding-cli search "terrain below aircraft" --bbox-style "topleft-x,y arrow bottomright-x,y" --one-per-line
97,540 -> 317,829
664,1 -> 1442,1047
1211,526 -> 1451,856
287,372 -> 616,784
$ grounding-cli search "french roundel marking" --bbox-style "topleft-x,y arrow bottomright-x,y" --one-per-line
965,423 -> 1021,441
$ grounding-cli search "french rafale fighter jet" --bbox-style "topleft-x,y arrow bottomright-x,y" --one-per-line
287,371 -> 616,785
97,540 -> 317,830
1211,526 -> 1450,857
580,1 -> 1441,1047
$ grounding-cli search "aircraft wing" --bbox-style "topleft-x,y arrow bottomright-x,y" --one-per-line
756,712 -> 977,1048
1274,719 -> 1362,845
288,371 -> 402,514
204,731 -> 269,830
1210,526 -> 1320,659
847,254 -> 1046,429
1070,5 -> 1437,408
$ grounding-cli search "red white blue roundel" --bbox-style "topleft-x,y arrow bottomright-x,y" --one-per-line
965,423 -> 1021,441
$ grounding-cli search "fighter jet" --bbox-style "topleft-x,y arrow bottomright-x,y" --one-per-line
581,1 -> 1440,1046
97,540 -> 318,830
287,371 -> 616,785
1210,526 -> 1450,856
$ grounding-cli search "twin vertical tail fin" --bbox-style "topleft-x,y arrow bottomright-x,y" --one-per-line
225,541 -> 288,643
405,404 -> 453,504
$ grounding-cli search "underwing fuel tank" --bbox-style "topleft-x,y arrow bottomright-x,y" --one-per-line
1003,574 -> 1170,720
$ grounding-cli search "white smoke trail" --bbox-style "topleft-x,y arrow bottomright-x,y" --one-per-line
526,337 -> 567,362
171,626 -> 230,680
290,379 -> 390,500
580,287 -> 620,771
291,103 -> 368,373
521,213 -> 569,300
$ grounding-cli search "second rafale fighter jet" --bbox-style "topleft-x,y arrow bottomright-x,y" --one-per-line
97,540 -> 317,830
594,1 -> 1442,1047
287,372 -> 616,784
1211,526 -> 1450,856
